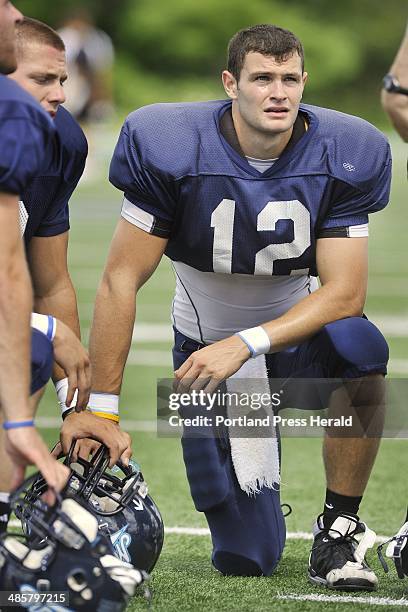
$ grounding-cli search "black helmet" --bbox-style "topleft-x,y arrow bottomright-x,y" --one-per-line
65,445 -> 164,572
1,472 -> 148,611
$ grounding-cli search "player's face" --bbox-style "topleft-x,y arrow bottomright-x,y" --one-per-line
223,51 -> 307,144
0,0 -> 23,74
10,42 -> 67,118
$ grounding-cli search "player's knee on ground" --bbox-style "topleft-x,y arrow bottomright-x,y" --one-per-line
31,329 -> 53,394
182,437 -> 285,576
212,543 -> 284,577
323,317 -> 389,377
207,491 -> 285,577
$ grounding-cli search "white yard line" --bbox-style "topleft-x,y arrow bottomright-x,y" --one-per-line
369,315 -> 408,337
6,521 -> 388,543
132,323 -> 174,342
277,594 -> 408,606
388,359 -> 408,374
164,528 -> 389,542
80,316 -> 408,344
127,349 -> 172,367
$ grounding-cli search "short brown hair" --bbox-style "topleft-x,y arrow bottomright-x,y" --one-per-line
227,24 -> 304,80
15,17 -> 65,58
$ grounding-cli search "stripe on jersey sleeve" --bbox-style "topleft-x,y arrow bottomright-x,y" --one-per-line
348,223 -> 369,237
318,223 -> 369,239
121,197 -> 171,238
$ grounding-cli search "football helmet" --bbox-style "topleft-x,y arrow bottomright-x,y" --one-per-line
378,521 -> 408,579
28,444 -> 164,573
1,472 -> 149,611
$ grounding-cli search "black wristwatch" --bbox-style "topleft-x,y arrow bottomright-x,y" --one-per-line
383,73 -> 408,95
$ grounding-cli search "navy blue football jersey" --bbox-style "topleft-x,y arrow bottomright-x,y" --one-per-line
110,100 -> 391,276
21,105 -> 88,244
0,75 -> 55,195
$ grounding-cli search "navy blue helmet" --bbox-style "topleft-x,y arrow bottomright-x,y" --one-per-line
64,445 -> 164,573
1,472 -> 148,611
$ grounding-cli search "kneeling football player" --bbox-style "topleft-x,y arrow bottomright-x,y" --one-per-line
89,24 -> 390,591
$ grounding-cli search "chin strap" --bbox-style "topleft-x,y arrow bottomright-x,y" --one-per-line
100,554 -> 151,600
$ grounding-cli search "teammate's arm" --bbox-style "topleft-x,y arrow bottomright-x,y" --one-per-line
0,193 -> 69,492
28,231 -> 81,353
89,218 -> 168,394
0,193 -> 32,419
381,22 -> 408,141
27,231 -> 92,408
59,220 -> 166,465
175,236 -> 368,391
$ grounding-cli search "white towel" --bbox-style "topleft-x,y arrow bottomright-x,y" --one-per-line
225,356 -> 280,495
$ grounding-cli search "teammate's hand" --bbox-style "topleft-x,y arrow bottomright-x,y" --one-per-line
55,411 -> 132,467
70,437 -> 101,463
5,427 -> 69,504
52,320 -> 91,410
174,334 -> 250,393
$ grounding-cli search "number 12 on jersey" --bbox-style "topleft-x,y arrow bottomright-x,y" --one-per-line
210,198 -> 311,275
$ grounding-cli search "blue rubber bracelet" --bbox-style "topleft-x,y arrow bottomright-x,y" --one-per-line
46,315 -> 55,340
3,420 -> 35,430
236,332 -> 255,357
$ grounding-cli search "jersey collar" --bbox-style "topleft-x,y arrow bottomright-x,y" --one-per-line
216,100 -> 318,177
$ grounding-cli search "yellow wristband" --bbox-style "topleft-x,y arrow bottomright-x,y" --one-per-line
88,392 -> 119,423
91,411 -> 120,423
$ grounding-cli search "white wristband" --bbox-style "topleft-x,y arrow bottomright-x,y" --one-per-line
31,312 -> 57,341
55,377 -> 78,414
88,392 -> 120,423
237,326 -> 271,358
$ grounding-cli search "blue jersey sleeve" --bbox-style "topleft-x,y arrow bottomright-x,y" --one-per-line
32,181 -> 70,237
34,109 -> 88,238
109,121 -> 176,238
0,85 -> 55,195
318,136 -> 391,233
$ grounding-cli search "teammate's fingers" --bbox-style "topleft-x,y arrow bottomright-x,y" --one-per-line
107,441 -> 121,467
120,443 -> 133,467
66,371 -> 78,407
77,439 -> 93,461
75,368 -> 90,411
174,357 -> 193,379
174,367 -> 201,393
60,429 -> 74,456
70,440 -> 79,463
203,378 -> 221,395
42,489 -> 56,506
36,458 -> 69,504
50,442 -> 62,459
189,376 -> 211,392
10,464 -> 25,491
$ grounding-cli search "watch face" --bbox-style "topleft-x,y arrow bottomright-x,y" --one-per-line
383,74 -> 397,92
383,74 -> 408,95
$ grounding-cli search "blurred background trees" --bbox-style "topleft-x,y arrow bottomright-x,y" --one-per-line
16,0 -> 407,125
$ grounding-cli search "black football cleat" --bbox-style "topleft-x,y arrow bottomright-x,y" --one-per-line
308,513 -> 378,591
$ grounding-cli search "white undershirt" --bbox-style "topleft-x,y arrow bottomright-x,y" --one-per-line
172,261 -> 318,344
245,156 -> 278,173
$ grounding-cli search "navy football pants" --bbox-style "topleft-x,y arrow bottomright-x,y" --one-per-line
172,318 -> 388,577
31,328 -> 53,395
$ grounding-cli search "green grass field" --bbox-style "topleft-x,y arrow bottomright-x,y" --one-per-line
37,132 -> 408,610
